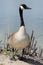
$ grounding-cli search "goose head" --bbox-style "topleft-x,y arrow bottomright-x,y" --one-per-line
19,4 -> 31,11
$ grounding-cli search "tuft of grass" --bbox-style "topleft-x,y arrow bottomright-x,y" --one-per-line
3,48 -> 11,56
3,48 -> 19,57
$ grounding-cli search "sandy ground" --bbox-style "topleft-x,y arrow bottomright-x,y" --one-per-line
0,53 -> 43,65
0,54 -> 32,65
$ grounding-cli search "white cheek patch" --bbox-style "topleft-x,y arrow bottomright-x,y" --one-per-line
20,6 -> 24,10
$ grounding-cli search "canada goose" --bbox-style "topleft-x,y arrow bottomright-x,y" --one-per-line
8,4 -> 31,56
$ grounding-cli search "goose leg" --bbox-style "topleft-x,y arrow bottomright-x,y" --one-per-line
10,48 -> 16,60
19,49 -> 25,60
12,48 -> 15,58
22,49 -> 25,57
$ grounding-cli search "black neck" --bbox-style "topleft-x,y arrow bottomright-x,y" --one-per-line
19,8 -> 25,26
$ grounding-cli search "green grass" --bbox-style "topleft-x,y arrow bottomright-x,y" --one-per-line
3,48 -> 19,56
